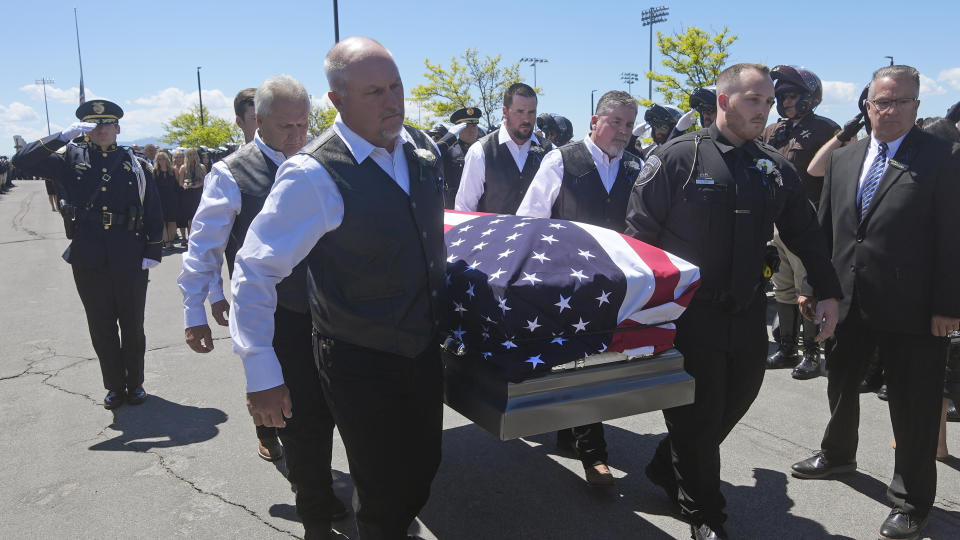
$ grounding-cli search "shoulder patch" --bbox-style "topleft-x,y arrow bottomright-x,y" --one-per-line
635,155 -> 662,187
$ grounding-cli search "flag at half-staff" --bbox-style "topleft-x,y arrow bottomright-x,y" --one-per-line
443,211 -> 700,382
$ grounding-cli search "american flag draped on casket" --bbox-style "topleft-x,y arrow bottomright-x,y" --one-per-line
443,211 -> 701,382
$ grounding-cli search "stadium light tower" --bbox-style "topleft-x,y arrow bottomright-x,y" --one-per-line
642,5 -> 669,100
520,58 -> 548,88
35,77 -> 55,136
620,72 -> 639,96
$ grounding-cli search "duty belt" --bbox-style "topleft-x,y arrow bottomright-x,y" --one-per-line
81,210 -> 131,230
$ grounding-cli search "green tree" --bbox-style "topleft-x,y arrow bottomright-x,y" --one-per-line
411,48 -> 527,128
160,104 -> 242,147
308,104 -> 338,137
642,26 -> 737,110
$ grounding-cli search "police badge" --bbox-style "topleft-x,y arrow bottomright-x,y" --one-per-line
635,155 -> 662,187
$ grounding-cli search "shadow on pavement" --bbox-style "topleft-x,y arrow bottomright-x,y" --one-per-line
268,469 -> 357,537
88,394 -> 227,452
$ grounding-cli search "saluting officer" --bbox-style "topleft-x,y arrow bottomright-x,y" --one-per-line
436,106 -> 482,208
13,100 -> 163,409
624,64 -> 842,540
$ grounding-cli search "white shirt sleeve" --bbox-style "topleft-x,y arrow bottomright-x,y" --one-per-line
516,148 -> 564,218
229,155 -> 344,393
178,163 -> 241,328
454,141 -> 486,211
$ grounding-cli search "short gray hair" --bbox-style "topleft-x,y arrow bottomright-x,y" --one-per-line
595,90 -> 637,116
869,65 -> 921,99
254,75 -> 310,118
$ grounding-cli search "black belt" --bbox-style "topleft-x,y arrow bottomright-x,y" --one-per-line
80,210 -> 130,229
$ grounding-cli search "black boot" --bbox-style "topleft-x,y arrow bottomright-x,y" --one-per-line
792,320 -> 822,380
767,302 -> 800,369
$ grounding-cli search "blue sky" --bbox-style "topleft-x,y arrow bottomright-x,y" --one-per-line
3,0 -> 959,155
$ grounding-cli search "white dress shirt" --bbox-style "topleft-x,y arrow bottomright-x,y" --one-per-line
454,125 -> 542,211
516,137 -> 635,218
858,132 -> 907,190
229,116 -> 435,392
178,132 -> 287,328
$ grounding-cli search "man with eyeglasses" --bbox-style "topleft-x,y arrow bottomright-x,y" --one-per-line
762,66 -> 840,380
791,65 -> 960,540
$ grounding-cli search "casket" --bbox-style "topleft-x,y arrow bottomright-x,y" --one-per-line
440,211 -> 701,440
443,346 -> 693,440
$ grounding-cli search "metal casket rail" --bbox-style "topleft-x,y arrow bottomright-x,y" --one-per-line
442,348 -> 694,441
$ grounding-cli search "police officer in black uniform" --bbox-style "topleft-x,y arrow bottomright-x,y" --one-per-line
632,103 -> 682,159
625,64 -> 841,540
436,106 -> 482,208
13,100 -> 163,409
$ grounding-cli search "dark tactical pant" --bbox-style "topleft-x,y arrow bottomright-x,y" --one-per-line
272,306 -> 339,528
557,423 -> 608,467
315,336 -> 443,540
820,300 -> 947,517
72,265 -> 148,392
650,294 -> 768,528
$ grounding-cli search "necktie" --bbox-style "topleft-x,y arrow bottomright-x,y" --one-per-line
857,141 -> 888,219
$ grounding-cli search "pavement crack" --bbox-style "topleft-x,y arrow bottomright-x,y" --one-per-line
145,449 -> 298,538
10,190 -> 49,240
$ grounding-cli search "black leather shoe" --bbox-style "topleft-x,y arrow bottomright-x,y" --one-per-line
645,458 -> 679,505
876,384 -> 889,401
878,509 -> 926,540
104,390 -> 124,409
126,386 -> 147,405
690,523 -> 728,540
766,343 -> 800,369
791,353 -> 821,380
947,399 -> 960,422
790,451 -> 856,479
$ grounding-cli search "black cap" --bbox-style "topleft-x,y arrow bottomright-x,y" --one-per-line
75,100 -> 124,124
450,107 -> 482,125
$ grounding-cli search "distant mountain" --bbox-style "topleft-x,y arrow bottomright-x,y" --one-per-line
119,136 -> 164,148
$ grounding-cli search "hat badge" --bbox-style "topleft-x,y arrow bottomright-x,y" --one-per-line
466,108 -> 474,115
92,102 -> 105,114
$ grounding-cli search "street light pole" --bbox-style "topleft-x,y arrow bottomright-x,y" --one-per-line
620,72 -> 639,96
642,6 -> 669,100
333,0 -> 340,43
884,55 -> 894,66
591,89 -> 599,116
35,77 -> 54,136
196,66 -> 204,126
519,57 -> 548,88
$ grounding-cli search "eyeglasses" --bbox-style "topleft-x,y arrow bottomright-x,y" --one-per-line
868,98 -> 918,111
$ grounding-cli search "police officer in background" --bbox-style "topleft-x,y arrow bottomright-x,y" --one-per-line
518,90 -> 643,486
455,83 -> 553,213
536,113 -> 574,147
631,103 -> 681,159
13,100 -> 163,409
625,63 -> 841,539
436,106 -> 482,208
762,66 -> 840,379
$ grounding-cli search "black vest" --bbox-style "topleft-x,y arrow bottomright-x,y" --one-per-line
477,132 -> 552,214
440,139 -> 468,209
223,142 -> 309,314
301,126 -> 447,358
551,141 -> 640,233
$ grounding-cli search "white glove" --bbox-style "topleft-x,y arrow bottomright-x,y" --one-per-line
59,121 -> 97,142
676,109 -> 697,132
142,258 -> 160,270
632,122 -> 650,138
440,122 -> 467,143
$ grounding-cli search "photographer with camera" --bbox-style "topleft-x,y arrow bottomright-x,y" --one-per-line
11,99 -> 163,409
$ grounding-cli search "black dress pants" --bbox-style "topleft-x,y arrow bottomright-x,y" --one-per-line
272,306 -> 338,528
72,265 -> 148,392
820,302 -> 947,517
650,295 -> 768,527
557,423 -> 608,467
314,336 -> 443,540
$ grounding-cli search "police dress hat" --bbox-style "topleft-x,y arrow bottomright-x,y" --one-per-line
76,100 -> 124,124
450,107 -> 482,124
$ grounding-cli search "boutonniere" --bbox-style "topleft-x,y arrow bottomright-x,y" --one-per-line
753,158 -> 783,187
414,148 -> 438,170
624,160 -> 640,172
529,145 -> 546,157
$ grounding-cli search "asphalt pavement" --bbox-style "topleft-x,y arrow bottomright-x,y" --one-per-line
1,180 -> 958,539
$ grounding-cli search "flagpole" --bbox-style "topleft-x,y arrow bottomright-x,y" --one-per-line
74,7 -> 86,105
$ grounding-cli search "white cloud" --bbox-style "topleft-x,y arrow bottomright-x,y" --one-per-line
0,102 -> 40,123
937,67 -> 960,90
821,81 -> 860,104
19,84 -> 101,104
115,87 -> 235,140
919,74 -> 946,96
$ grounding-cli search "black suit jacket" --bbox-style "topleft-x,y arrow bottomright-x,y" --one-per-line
818,127 -> 960,334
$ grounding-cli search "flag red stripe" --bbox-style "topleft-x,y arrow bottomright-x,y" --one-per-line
610,322 -> 677,354
619,235 -> 682,308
